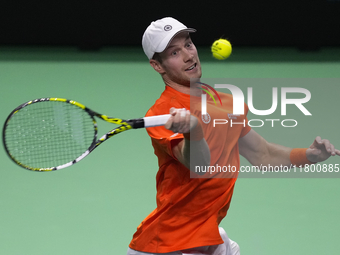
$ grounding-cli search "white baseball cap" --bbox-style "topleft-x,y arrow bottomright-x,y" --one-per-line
142,17 -> 196,60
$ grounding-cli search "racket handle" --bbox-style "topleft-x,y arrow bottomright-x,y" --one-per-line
143,114 -> 171,128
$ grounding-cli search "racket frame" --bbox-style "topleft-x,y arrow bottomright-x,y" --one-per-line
2,98 -> 169,172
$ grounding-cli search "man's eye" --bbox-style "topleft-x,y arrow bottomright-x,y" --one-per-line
186,42 -> 192,47
171,51 -> 178,56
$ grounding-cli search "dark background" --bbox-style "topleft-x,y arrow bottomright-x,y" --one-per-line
0,0 -> 339,50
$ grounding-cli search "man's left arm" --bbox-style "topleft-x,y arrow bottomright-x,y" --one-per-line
238,129 -> 340,167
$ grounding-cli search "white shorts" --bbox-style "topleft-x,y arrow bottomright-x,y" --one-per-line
127,227 -> 240,255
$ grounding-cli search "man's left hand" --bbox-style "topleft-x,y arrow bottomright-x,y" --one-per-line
306,136 -> 340,163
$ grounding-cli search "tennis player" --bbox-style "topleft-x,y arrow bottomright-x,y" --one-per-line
127,17 -> 340,255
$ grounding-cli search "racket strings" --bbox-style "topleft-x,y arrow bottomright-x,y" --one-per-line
4,101 -> 95,169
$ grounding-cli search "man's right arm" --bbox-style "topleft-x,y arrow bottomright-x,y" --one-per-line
165,108 -> 210,174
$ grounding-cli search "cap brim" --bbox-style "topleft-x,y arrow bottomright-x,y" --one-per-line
156,28 -> 196,54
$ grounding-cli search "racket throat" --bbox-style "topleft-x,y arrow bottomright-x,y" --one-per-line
127,118 -> 145,129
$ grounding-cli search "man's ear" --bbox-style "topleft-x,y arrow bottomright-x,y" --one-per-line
150,59 -> 165,74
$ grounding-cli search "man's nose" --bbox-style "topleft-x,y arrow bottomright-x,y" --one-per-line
183,48 -> 194,62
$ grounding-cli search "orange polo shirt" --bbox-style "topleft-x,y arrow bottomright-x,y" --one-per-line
129,85 -> 251,253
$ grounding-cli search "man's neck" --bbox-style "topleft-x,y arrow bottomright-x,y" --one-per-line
163,79 -> 201,97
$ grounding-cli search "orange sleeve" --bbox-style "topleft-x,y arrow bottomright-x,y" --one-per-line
146,126 -> 183,159
145,101 -> 185,160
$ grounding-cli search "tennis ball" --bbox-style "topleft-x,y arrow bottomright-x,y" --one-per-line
211,39 -> 232,60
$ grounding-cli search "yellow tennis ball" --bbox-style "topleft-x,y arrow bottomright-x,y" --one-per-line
211,39 -> 232,60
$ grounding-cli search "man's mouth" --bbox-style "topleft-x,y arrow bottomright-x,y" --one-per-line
185,63 -> 197,71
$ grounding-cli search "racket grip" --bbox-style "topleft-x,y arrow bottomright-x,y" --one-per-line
143,114 -> 171,128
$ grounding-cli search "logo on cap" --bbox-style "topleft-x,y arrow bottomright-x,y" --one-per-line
164,25 -> 172,31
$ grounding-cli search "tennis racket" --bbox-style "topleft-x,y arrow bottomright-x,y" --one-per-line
2,98 -> 170,172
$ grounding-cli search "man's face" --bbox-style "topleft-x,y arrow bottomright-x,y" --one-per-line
157,32 -> 202,86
